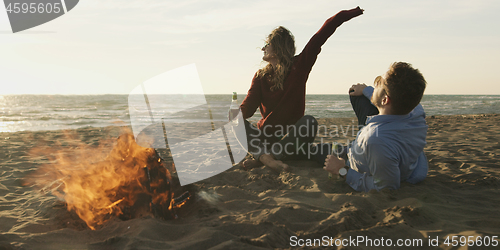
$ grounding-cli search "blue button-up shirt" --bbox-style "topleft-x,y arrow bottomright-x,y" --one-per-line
345,87 -> 428,192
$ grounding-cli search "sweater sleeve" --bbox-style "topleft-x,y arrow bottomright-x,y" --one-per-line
240,74 -> 262,119
300,7 -> 363,70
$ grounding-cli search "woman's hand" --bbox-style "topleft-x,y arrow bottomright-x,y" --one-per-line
338,6 -> 364,23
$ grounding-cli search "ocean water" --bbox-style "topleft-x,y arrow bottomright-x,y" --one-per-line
1,94 -> 499,133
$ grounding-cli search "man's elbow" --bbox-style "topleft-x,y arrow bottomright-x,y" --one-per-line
368,181 -> 400,192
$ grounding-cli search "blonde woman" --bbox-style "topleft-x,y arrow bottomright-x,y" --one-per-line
240,7 -> 364,171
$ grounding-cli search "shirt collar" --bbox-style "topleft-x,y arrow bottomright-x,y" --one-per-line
366,113 -> 411,124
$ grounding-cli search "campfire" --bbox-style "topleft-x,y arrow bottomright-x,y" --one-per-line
27,130 -> 191,230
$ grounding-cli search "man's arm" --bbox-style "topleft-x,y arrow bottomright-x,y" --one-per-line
349,84 -> 374,100
348,83 -> 367,96
346,143 -> 401,192
361,86 -> 374,100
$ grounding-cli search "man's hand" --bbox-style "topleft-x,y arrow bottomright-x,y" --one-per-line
323,155 -> 345,174
349,83 -> 367,96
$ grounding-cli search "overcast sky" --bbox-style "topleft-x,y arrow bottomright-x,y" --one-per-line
1,0 -> 499,95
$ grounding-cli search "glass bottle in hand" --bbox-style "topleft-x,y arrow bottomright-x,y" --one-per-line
228,92 -> 240,121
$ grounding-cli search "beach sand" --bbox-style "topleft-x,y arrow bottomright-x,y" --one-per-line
1,114 -> 499,249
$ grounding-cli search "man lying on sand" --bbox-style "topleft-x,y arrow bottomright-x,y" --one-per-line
324,62 -> 428,192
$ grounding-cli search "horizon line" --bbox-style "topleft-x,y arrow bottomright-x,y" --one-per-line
2,93 -> 500,96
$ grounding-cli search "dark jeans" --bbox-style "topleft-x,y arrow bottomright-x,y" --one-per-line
350,94 -> 379,126
311,94 -> 379,165
245,115 -> 318,161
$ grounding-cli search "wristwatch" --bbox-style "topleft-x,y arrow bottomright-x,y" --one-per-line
339,167 -> 348,177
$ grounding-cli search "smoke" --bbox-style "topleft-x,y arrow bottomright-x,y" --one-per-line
197,190 -> 220,205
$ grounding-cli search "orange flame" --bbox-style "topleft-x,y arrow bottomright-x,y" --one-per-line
26,128 -> 187,230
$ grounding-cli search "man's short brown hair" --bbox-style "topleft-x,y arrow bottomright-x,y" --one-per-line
385,62 -> 426,115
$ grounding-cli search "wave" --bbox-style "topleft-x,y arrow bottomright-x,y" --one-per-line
1,94 -> 500,133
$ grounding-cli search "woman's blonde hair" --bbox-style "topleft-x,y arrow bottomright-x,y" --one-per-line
256,26 -> 296,91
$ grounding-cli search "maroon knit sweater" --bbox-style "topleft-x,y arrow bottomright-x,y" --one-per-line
240,7 -> 363,135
